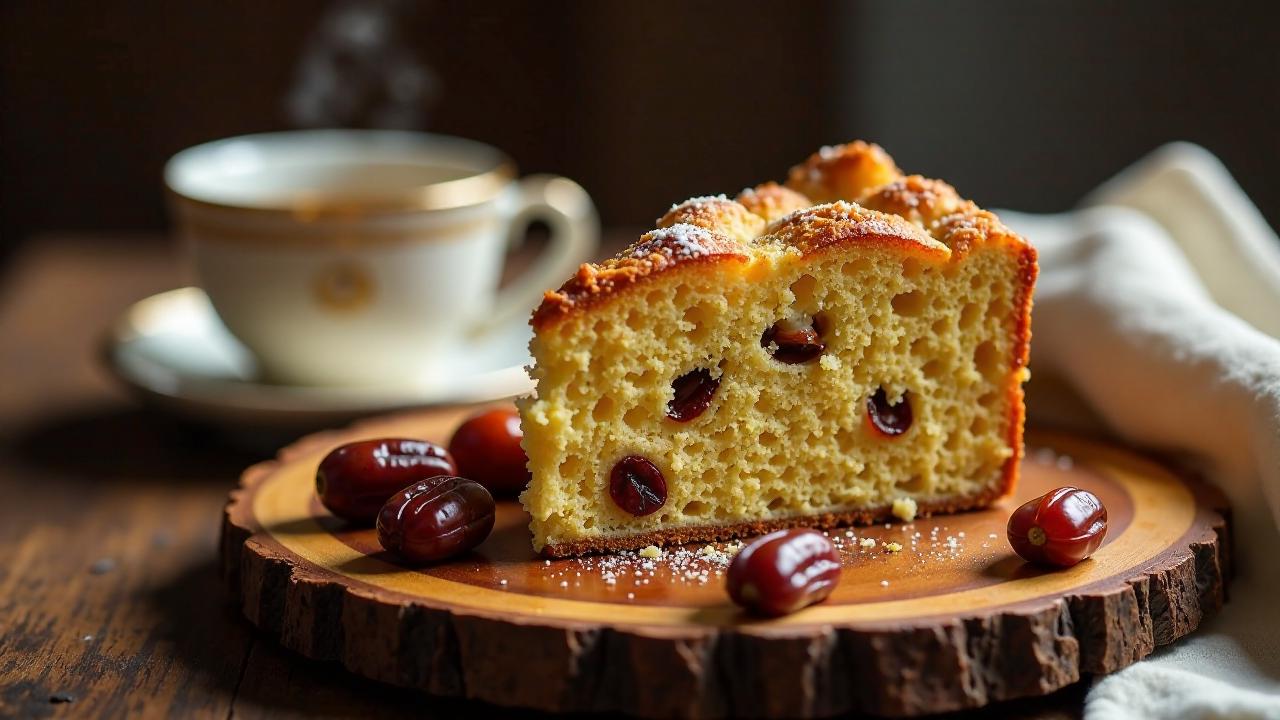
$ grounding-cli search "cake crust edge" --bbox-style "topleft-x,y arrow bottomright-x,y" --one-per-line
530,209 -> 945,332
530,139 -> 1033,334
998,240 -> 1039,507
539,484 -> 1010,558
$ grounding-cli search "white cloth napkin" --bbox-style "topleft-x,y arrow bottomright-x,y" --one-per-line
999,143 -> 1280,719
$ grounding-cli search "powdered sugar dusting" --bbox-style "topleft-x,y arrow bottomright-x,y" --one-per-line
629,223 -> 727,260
766,201 -> 858,234
668,194 -> 729,212
737,186 -> 759,200
536,541 -> 747,594
802,145 -> 843,183
519,520 -> 1013,604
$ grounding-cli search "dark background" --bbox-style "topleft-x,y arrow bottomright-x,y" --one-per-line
4,0 -> 1280,266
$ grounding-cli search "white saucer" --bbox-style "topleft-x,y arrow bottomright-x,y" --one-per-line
103,287 -> 535,431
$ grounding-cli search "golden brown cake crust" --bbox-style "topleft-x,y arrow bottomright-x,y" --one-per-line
540,486 -> 1009,558
765,200 -> 948,258
786,140 -> 901,202
530,141 -> 1033,331
656,195 -> 764,242
859,175 -> 962,227
735,182 -> 811,223
530,224 -> 749,327
999,242 -> 1039,498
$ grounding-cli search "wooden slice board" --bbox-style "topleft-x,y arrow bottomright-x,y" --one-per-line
221,406 -> 1232,718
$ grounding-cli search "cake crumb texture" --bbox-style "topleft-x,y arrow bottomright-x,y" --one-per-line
519,141 -> 1036,556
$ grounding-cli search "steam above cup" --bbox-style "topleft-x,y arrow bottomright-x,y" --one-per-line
165,130 -> 597,387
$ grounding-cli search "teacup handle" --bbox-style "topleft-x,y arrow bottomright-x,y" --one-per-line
482,174 -> 599,332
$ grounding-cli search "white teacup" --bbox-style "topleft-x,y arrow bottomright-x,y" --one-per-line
165,130 -> 597,386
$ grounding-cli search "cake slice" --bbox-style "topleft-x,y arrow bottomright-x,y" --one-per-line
518,141 -> 1037,556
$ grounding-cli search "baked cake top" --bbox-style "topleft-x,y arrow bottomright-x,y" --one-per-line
531,141 -> 1030,329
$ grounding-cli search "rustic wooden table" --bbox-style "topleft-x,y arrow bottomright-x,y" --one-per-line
0,236 -> 1085,719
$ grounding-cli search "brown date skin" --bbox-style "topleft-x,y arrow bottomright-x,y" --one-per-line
1007,486 -> 1108,568
727,528 -> 842,617
667,368 -> 720,422
449,408 -> 530,496
316,439 -> 456,524
376,476 -> 495,564
609,456 -> 667,516
866,387 -> 913,437
761,318 -> 825,364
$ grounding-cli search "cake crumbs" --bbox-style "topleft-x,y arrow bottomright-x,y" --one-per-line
699,541 -> 743,562
532,522 -> 992,598
880,580 -> 890,587
533,540 -> 746,594
891,497 -> 918,523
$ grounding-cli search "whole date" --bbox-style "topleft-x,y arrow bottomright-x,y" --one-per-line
316,438 -> 456,523
726,529 -> 842,616
1007,486 -> 1108,568
377,476 -> 496,564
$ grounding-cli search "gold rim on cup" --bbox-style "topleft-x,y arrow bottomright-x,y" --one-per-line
167,160 -> 517,220
165,130 -> 520,228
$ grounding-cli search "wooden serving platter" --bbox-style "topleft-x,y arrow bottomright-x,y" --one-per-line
221,406 -> 1231,718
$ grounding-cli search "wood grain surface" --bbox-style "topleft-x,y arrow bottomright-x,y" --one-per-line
0,237 -> 570,720
223,408 -> 1232,718
0,236 -> 1213,719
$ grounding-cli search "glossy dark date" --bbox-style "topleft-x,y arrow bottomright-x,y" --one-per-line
866,387 -> 913,437
1007,486 -> 1107,568
376,476 -> 496,564
762,318 -> 825,364
449,408 -> 531,496
609,455 -> 667,516
727,528 -> 842,616
316,438 -> 456,523
667,368 -> 720,422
